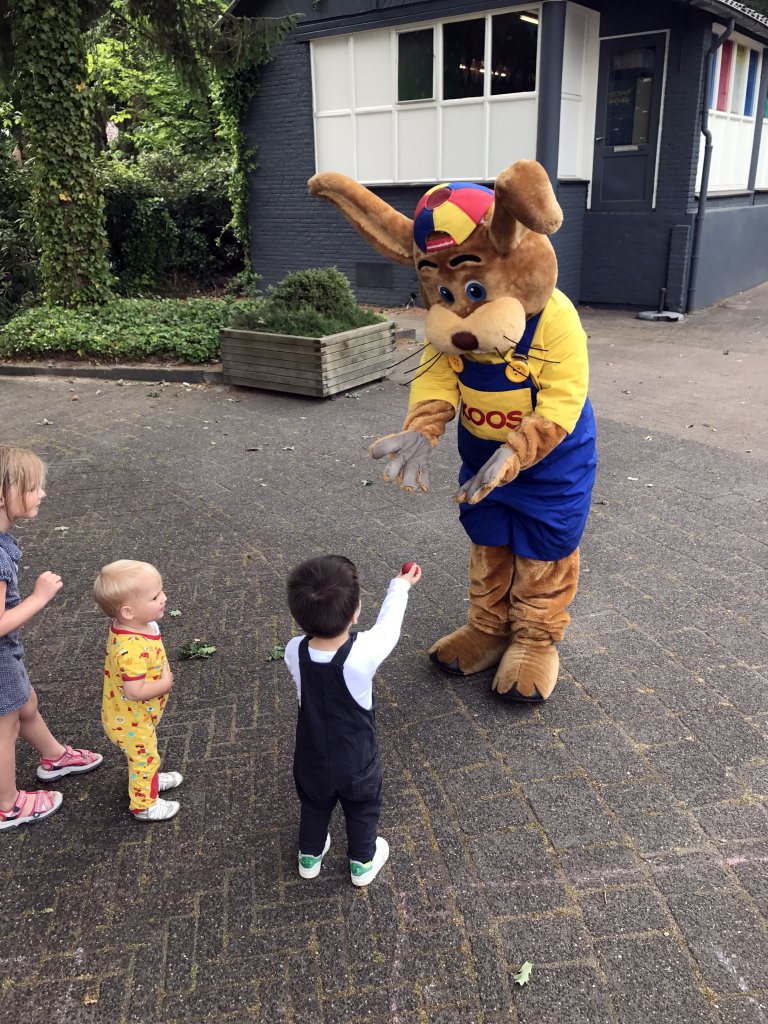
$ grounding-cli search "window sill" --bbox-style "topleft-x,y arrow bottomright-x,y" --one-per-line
694,189 -> 753,198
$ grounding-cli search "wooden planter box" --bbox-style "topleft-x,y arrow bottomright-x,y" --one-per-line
219,320 -> 396,397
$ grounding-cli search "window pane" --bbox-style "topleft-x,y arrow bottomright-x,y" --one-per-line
717,40 -> 732,111
605,47 -> 655,146
745,49 -> 758,116
398,29 -> 434,101
491,10 -> 538,95
443,19 -> 485,100
708,34 -> 718,109
731,45 -> 748,114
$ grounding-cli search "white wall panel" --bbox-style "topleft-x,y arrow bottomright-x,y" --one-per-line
560,3 -> 599,181
356,112 -> 394,181
313,37 -> 352,113
442,103 -> 485,179
398,107 -> 438,181
315,115 -> 355,176
353,31 -> 393,108
700,114 -> 755,191
558,97 -> 583,178
561,5 -> 587,96
488,98 -> 537,175
757,122 -> 768,189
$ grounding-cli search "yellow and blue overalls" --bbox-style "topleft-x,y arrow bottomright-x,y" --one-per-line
455,311 -> 597,560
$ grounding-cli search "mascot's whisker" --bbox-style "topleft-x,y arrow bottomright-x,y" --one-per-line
386,345 -> 435,373
398,349 -> 443,386
500,338 -> 560,365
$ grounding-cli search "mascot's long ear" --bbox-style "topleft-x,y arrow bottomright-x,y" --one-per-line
308,172 -> 414,266
488,160 -> 563,257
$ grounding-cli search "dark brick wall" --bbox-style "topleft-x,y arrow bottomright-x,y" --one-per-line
555,181 -> 587,302
246,40 -> 585,308
695,201 -> 768,306
581,2 -> 708,311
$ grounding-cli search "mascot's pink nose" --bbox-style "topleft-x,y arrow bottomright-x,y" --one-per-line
452,331 -> 479,351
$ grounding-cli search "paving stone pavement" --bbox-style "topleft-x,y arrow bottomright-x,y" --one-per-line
0,283 -> 767,1024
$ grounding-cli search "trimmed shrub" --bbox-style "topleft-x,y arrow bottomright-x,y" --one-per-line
228,268 -> 384,336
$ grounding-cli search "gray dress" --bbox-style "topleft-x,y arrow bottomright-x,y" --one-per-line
0,532 -> 32,716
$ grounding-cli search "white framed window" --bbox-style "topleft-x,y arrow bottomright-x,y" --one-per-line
698,28 -> 764,192
310,6 -> 541,185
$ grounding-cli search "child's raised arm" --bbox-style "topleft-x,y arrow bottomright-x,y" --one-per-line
0,572 -> 63,638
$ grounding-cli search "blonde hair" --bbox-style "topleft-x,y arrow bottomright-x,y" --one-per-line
93,559 -> 161,618
0,446 -> 46,521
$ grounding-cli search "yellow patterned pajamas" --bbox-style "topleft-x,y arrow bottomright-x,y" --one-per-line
101,624 -> 168,812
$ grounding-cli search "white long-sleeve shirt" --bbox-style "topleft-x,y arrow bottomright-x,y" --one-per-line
284,577 -> 411,710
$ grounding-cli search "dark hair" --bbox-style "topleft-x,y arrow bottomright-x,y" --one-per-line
287,555 -> 360,639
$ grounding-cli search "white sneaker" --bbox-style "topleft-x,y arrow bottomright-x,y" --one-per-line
132,798 -> 180,822
350,837 -> 389,887
298,833 -> 331,879
158,771 -> 183,792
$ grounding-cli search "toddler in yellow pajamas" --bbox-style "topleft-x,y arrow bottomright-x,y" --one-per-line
94,560 -> 183,822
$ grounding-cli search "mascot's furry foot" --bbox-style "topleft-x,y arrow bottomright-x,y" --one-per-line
492,642 -> 559,702
429,625 -> 510,676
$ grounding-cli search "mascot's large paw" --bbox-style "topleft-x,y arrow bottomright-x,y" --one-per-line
492,643 -> 559,702
429,625 -> 509,676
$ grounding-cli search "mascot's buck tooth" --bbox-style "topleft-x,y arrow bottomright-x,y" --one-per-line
309,160 -> 597,703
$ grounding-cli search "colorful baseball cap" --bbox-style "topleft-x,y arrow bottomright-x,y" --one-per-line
413,182 -> 494,253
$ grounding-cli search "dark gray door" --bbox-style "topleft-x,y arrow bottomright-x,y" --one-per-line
592,33 -> 666,211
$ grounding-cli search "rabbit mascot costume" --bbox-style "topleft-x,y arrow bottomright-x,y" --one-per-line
309,161 -> 597,703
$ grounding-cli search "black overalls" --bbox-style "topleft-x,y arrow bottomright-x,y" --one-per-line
293,635 -> 382,862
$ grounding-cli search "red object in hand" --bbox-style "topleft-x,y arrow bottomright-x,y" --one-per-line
402,562 -> 418,574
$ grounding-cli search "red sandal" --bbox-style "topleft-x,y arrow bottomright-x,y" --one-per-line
37,745 -> 103,781
0,790 -> 63,831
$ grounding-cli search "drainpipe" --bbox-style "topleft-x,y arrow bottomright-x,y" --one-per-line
686,18 -> 735,312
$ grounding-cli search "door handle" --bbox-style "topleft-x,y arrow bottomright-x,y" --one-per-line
595,136 -> 605,141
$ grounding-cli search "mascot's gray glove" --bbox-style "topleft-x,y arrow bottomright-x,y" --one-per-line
455,444 -> 520,505
369,431 -> 431,492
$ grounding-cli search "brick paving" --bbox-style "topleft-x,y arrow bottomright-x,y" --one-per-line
0,284 -> 767,1023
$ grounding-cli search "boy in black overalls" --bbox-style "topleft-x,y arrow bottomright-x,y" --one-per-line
284,555 -> 421,886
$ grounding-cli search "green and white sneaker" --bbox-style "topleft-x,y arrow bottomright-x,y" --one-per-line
350,836 -> 389,887
298,833 -> 331,879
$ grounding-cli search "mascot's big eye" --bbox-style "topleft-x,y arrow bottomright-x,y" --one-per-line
465,281 -> 487,302
438,286 -> 455,304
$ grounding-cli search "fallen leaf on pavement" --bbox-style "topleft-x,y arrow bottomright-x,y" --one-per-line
514,962 -> 533,986
179,639 -> 217,660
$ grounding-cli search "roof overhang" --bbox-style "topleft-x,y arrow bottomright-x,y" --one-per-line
227,0 -> 768,42
680,0 -> 768,39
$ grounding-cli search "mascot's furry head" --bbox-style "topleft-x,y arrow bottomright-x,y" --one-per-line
309,160 -> 562,357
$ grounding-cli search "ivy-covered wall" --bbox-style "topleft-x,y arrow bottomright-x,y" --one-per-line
11,0 -> 113,305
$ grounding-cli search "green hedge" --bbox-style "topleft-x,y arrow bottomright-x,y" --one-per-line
0,298 -> 260,364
